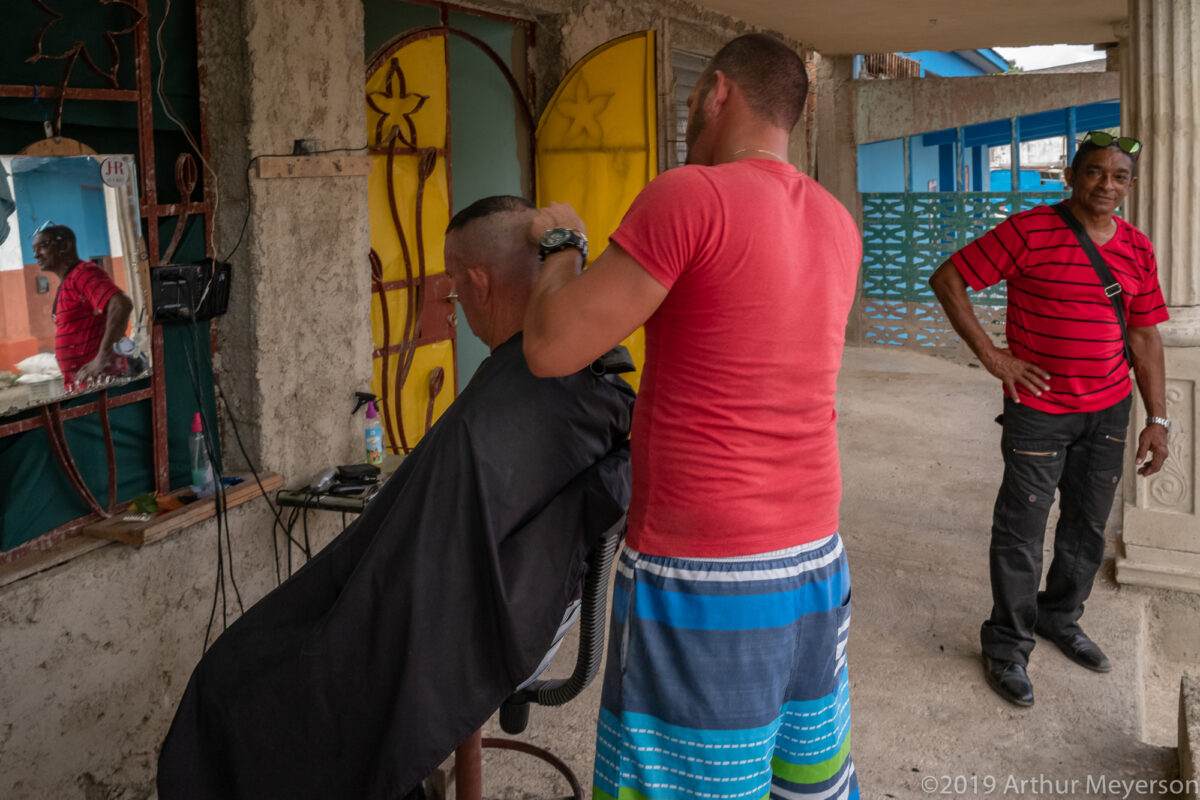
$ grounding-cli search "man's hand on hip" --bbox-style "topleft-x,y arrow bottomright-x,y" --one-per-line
1136,424 -> 1169,476
982,348 -> 1050,403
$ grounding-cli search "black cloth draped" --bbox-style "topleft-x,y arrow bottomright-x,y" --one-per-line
157,334 -> 634,799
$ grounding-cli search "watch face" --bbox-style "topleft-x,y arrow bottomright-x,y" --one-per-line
542,229 -> 570,248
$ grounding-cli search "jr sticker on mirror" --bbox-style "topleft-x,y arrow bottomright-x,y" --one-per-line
100,157 -> 133,188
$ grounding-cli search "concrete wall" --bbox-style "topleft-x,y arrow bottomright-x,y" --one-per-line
212,0 -> 373,480
0,505 -> 337,798
856,72 -> 1120,145
1182,676 -> 1200,799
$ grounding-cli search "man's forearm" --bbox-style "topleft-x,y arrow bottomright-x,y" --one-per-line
1129,326 -> 1167,419
96,295 -> 133,363
524,250 -> 584,368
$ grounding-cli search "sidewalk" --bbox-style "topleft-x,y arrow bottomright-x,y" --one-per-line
837,347 -> 1175,799
476,346 -> 1178,800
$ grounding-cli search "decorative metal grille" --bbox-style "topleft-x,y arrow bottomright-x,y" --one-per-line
859,190 -> 1068,360
859,53 -> 921,79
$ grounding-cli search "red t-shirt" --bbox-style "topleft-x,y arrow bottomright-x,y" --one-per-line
610,159 -> 861,558
54,260 -> 125,384
951,206 -> 1169,414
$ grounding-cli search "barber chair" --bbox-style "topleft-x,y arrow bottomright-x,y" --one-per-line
452,514 -> 626,800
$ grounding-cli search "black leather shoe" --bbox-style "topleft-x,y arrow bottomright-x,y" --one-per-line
1035,625 -> 1111,672
983,656 -> 1034,707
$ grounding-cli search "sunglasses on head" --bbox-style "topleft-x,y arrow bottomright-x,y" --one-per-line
1081,131 -> 1142,158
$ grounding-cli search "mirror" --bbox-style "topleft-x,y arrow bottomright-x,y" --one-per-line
0,154 -> 152,417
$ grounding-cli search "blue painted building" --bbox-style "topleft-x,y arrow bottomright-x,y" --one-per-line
856,50 -> 1120,195
895,49 -> 1010,77
12,158 -> 112,265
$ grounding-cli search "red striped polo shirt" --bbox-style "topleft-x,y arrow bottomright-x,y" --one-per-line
53,260 -> 126,384
952,205 -> 1168,414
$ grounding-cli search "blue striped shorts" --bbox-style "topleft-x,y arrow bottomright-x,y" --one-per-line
593,532 -> 857,800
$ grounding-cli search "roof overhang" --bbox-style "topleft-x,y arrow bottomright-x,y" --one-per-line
690,0 -> 1126,54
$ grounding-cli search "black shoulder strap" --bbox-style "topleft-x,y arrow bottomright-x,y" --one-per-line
1051,202 -> 1133,368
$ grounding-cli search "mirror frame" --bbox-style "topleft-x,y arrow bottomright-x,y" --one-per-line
0,1 -> 215,566
1,151 -> 154,416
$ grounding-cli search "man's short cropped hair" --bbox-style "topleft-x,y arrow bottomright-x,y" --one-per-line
706,33 -> 808,131
36,224 -> 76,247
1070,141 -> 1138,178
447,195 -> 535,233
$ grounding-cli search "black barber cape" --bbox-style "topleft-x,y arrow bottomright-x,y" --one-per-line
157,334 -> 634,800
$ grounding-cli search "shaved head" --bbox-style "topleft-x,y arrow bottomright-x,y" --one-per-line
444,195 -> 540,348
446,198 -> 539,289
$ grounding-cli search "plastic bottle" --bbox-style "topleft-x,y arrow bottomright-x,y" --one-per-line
189,412 -> 215,497
364,401 -> 384,466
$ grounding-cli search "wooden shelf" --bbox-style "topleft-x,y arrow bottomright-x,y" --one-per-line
83,472 -> 283,547
254,155 -> 372,180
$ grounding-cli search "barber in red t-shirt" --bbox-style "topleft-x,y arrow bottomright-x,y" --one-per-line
34,224 -> 132,387
930,134 -> 1169,709
524,35 -> 862,800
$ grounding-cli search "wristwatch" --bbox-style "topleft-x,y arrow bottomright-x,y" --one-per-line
538,228 -> 588,262
1146,416 -> 1172,432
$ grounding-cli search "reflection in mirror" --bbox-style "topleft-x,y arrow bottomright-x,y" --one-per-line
0,155 -> 151,417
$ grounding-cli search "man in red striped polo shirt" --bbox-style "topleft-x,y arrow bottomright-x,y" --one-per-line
33,224 -> 132,388
930,135 -> 1170,708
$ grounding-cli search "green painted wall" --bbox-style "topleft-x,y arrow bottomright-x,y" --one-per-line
447,11 -> 530,386
364,2 -> 439,60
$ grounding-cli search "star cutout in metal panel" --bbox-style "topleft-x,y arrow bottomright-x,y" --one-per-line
367,58 -> 430,149
556,77 -> 612,143
27,0 -> 143,89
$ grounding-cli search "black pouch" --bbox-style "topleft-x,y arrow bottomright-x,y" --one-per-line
337,463 -> 381,483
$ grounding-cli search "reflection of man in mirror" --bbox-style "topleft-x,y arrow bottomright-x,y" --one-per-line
33,224 -> 133,386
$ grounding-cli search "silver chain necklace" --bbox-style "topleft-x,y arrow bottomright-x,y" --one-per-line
732,146 -> 786,162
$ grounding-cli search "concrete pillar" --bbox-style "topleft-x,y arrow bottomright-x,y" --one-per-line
1115,0 -> 1200,593
204,0 -> 373,481
815,55 -> 861,345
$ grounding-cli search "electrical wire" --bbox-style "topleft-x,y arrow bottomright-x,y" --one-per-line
154,0 -> 220,259
176,281 -> 251,652
187,317 -> 244,612
180,322 -> 239,651
212,381 -> 307,584
222,146 -> 369,263
301,492 -> 314,563
157,0 -> 325,601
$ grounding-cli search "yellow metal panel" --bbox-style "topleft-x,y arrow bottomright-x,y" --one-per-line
371,340 -> 456,449
367,34 -> 455,452
535,31 -> 657,391
367,154 -> 450,283
366,37 -> 447,150
369,286 -> 422,353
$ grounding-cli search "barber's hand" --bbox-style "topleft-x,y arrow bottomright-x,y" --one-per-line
982,348 -> 1050,403
528,202 -> 587,243
1136,424 -> 1169,476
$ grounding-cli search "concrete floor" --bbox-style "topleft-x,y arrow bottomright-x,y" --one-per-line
471,346 -> 1181,800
